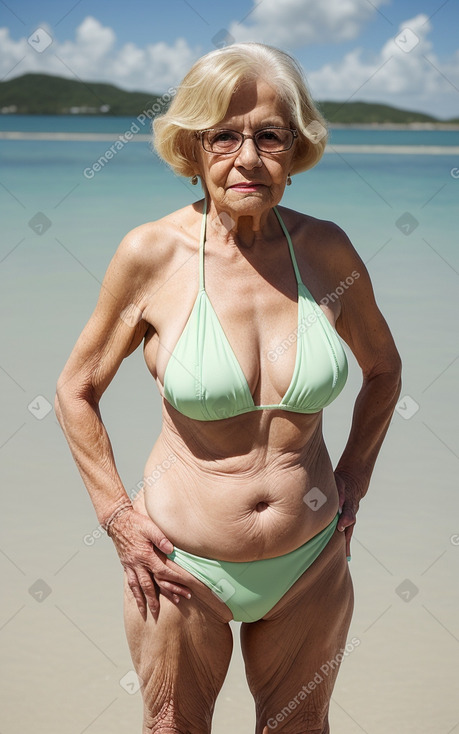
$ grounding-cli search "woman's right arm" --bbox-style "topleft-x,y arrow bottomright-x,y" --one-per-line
55,225 -> 191,618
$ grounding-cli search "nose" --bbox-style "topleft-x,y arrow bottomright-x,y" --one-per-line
234,137 -> 262,169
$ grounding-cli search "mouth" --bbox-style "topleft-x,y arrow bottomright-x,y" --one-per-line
228,182 -> 265,191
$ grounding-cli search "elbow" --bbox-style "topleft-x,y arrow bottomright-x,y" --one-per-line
55,375 -> 66,425
387,360 -> 402,414
385,347 -> 402,388
54,391 -> 63,424
364,349 -> 402,400
391,349 -> 403,398
55,374 -> 97,423
393,368 -> 402,405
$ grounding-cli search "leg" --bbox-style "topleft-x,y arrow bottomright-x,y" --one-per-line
124,566 -> 233,733
240,529 -> 354,734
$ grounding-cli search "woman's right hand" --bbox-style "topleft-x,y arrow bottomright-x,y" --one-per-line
107,508 -> 192,619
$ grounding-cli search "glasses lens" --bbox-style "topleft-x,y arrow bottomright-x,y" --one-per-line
201,128 -> 295,153
255,128 -> 294,152
204,130 -> 242,153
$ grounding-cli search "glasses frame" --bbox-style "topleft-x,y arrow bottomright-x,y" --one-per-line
196,126 -> 298,155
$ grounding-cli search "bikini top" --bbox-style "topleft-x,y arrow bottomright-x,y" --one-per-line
162,202 -> 348,421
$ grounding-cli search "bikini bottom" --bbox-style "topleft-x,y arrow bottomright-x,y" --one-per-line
167,513 -> 339,622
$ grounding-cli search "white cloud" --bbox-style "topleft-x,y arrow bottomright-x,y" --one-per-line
307,15 -> 459,117
75,16 -> 115,56
0,12 -> 457,117
0,17 -> 198,92
229,0 -> 388,46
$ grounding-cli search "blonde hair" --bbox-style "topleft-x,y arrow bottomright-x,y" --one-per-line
153,43 -> 327,177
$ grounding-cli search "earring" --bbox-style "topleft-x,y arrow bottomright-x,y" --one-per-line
191,175 -> 198,185
286,174 -> 292,186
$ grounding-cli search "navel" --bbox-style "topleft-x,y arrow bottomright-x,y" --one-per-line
255,501 -> 269,512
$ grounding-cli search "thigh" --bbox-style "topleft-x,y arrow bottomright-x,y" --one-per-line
124,568 -> 233,734
240,529 -> 354,734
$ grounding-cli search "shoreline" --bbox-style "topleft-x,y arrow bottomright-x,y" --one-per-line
0,114 -> 458,131
328,122 -> 459,130
0,130 -> 458,154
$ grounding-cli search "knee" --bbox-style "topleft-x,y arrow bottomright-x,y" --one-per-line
262,699 -> 329,734
262,719 -> 329,734
145,728 -> 189,734
143,696 -> 211,734
145,728 -> 182,734
144,712 -> 199,733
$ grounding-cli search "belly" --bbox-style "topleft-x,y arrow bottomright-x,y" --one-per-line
140,428 -> 339,561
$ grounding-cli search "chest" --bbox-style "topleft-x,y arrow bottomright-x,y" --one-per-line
143,239 -> 340,404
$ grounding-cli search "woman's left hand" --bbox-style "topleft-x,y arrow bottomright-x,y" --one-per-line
334,470 -> 364,558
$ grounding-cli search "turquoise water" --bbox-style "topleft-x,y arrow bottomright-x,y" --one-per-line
1,114 -> 459,147
1,121 -> 458,733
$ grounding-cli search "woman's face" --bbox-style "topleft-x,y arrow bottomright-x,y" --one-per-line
194,77 -> 297,219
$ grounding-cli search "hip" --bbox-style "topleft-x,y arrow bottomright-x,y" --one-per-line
140,455 -> 340,561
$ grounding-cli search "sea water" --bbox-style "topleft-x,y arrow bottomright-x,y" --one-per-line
0,117 -> 458,733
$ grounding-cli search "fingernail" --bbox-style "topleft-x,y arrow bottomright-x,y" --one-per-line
159,539 -> 174,553
186,593 -> 191,600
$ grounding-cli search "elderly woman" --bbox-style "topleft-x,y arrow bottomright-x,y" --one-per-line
55,43 -> 401,734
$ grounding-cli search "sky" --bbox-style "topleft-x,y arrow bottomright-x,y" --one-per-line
1,0 -> 458,119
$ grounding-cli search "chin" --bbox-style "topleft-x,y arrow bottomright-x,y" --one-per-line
223,190 -> 275,209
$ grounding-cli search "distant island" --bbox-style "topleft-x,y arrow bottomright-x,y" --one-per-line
318,101 -> 458,126
0,73 -> 458,125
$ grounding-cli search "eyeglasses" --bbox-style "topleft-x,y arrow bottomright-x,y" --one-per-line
197,127 -> 298,154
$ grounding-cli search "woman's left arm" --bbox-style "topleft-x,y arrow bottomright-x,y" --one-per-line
330,226 -> 402,554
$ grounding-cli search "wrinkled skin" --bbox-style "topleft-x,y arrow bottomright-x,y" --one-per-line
56,74 -> 401,733
120,494 -> 353,734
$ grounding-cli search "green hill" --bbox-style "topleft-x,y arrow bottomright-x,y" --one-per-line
0,73 -> 457,124
317,100 -> 442,125
0,73 -> 163,115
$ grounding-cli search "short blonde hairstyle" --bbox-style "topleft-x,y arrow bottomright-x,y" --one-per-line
153,43 -> 327,178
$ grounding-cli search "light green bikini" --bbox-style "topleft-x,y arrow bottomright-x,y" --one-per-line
163,202 -> 348,420
164,202 -> 348,622
168,514 -> 339,623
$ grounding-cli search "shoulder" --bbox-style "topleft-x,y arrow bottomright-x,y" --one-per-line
110,203 -> 201,279
277,205 -> 356,253
276,205 -> 365,277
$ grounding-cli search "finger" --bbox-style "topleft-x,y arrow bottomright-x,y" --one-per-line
151,557 -> 193,599
337,507 -> 355,532
135,514 -> 175,555
157,537 -> 174,554
146,577 -> 181,606
125,567 -> 147,621
136,570 -> 160,618
147,529 -> 174,555
157,579 -> 192,601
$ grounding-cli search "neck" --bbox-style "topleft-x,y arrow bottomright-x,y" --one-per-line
205,200 -> 275,249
